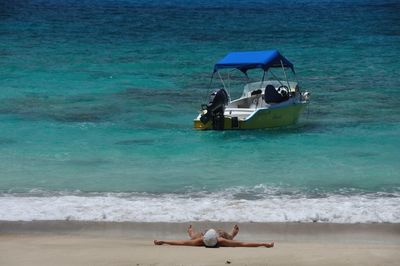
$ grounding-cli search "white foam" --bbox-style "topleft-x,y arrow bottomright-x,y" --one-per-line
1,190 -> 399,223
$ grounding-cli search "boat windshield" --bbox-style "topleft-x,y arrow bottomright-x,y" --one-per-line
211,65 -> 296,99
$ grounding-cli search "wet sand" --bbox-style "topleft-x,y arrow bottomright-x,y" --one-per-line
1,221 -> 399,266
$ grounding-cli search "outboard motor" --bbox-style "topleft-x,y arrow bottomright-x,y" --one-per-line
200,88 -> 229,130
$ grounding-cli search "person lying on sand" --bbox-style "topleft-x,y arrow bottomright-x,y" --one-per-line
154,224 -> 274,248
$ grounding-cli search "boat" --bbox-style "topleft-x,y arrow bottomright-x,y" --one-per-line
193,50 -> 310,130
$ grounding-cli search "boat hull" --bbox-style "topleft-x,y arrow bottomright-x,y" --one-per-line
194,102 -> 307,130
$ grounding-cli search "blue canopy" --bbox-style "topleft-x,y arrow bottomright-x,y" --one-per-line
213,50 -> 294,73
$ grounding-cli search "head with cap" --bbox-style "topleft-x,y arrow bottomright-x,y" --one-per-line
203,229 -> 219,247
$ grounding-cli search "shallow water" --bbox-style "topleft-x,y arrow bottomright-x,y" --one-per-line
0,0 -> 399,223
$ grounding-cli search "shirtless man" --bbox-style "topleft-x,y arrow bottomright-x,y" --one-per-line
154,224 -> 274,248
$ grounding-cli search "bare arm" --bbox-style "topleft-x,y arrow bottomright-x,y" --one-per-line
154,238 -> 204,246
217,238 -> 274,248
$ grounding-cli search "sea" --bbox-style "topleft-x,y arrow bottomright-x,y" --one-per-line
0,0 -> 399,223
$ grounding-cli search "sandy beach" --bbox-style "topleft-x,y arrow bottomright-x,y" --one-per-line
1,221 -> 399,266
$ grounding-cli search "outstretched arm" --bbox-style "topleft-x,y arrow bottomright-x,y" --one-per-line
217,238 -> 274,248
154,238 -> 204,246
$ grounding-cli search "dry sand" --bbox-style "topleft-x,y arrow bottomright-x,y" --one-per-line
0,221 -> 399,266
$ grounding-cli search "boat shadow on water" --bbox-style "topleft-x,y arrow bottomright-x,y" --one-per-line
195,121 -> 326,143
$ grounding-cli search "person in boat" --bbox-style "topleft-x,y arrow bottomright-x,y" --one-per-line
153,224 -> 274,248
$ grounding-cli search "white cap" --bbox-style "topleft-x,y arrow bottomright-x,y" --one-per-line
203,229 -> 218,247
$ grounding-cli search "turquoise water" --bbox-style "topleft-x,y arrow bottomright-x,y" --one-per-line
0,0 -> 399,222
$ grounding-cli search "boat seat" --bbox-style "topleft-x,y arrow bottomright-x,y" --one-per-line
249,94 -> 263,109
264,84 -> 287,103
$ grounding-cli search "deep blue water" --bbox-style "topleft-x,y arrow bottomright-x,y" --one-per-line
0,0 -> 399,222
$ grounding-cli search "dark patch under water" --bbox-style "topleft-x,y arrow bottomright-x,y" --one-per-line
66,158 -> 110,166
0,138 -> 16,145
114,139 -> 156,145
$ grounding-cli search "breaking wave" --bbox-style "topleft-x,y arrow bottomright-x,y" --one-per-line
1,186 -> 399,223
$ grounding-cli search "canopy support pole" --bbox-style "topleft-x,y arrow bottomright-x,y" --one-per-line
293,70 -> 302,94
204,72 -> 215,102
280,60 -> 291,89
217,71 -> 229,96
261,70 -> 266,87
208,72 -> 215,90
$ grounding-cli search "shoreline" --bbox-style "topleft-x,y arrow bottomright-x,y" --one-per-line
2,191 -> 399,223
1,221 -> 399,266
1,220 -> 399,243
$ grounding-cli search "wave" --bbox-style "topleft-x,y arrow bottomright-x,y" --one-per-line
1,187 -> 399,223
